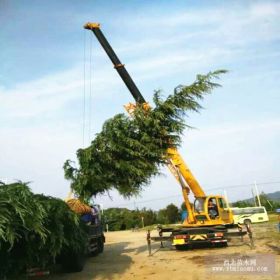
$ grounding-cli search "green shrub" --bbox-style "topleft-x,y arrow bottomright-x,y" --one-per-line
0,182 -> 87,279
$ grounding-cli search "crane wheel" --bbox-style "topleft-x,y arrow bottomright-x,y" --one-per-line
175,245 -> 188,251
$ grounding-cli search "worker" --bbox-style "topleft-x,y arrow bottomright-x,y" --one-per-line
90,205 -> 100,225
81,211 -> 93,224
208,198 -> 218,219
80,205 -> 99,225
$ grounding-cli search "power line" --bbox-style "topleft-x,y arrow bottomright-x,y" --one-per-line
115,194 -> 182,208
107,180 -> 280,208
205,181 -> 280,191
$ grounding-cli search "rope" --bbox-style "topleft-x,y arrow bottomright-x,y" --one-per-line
82,32 -> 93,146
88,34 -> 93,143
82,30 -> 87,147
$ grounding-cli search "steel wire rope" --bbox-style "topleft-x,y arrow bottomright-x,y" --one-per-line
88,34 -> 93,143
82,30 -> 87,147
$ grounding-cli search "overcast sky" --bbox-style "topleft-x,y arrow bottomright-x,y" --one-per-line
1,0 -> 280,210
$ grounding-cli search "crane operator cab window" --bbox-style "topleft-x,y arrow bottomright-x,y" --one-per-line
194,198 -> 205,213
208,198 -> 219,219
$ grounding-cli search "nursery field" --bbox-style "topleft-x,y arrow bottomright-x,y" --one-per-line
50,220 -> 280,280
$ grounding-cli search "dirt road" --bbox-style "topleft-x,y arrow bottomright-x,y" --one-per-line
50,223 -> 279,280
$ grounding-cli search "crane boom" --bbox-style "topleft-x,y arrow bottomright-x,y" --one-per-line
84,22 -> 205,202
84,22 -> 235,229
84,23 -> 145,104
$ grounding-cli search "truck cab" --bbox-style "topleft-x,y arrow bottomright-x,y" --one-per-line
61,201 -> 105,272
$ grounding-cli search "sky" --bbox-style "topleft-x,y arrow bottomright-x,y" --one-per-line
0,0 -> 280,210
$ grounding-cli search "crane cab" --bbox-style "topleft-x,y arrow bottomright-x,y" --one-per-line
182,195 -> 234,227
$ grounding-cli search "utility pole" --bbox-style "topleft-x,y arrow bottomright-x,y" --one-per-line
223,189 -> 230,208
254,181 -> 261,207
251,188 -> 257,206
266,199 -> 273,211
97,203 -> 104,215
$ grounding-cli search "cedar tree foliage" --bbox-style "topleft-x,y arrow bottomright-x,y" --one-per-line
0,182 -> 87,278
64,70 -> 227,200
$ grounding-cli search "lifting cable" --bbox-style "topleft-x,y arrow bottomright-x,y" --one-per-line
70,30 -> 90,199
82,31 -> 94,147
82,30 -> 87,148
88,34 -> 93,144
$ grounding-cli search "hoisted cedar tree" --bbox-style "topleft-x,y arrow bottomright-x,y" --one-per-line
64,70 -> 227,200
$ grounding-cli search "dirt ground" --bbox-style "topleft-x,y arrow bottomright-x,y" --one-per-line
50,223 -> 279,280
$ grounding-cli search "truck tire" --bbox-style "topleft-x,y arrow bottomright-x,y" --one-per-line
97,236 -> 104,253
61,250 -> 86,273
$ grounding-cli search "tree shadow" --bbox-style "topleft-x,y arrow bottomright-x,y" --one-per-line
48,242 -> 133,280
266,244 -> 280,254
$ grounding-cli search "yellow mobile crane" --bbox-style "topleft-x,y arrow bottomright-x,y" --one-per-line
84,22 -> 251,249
